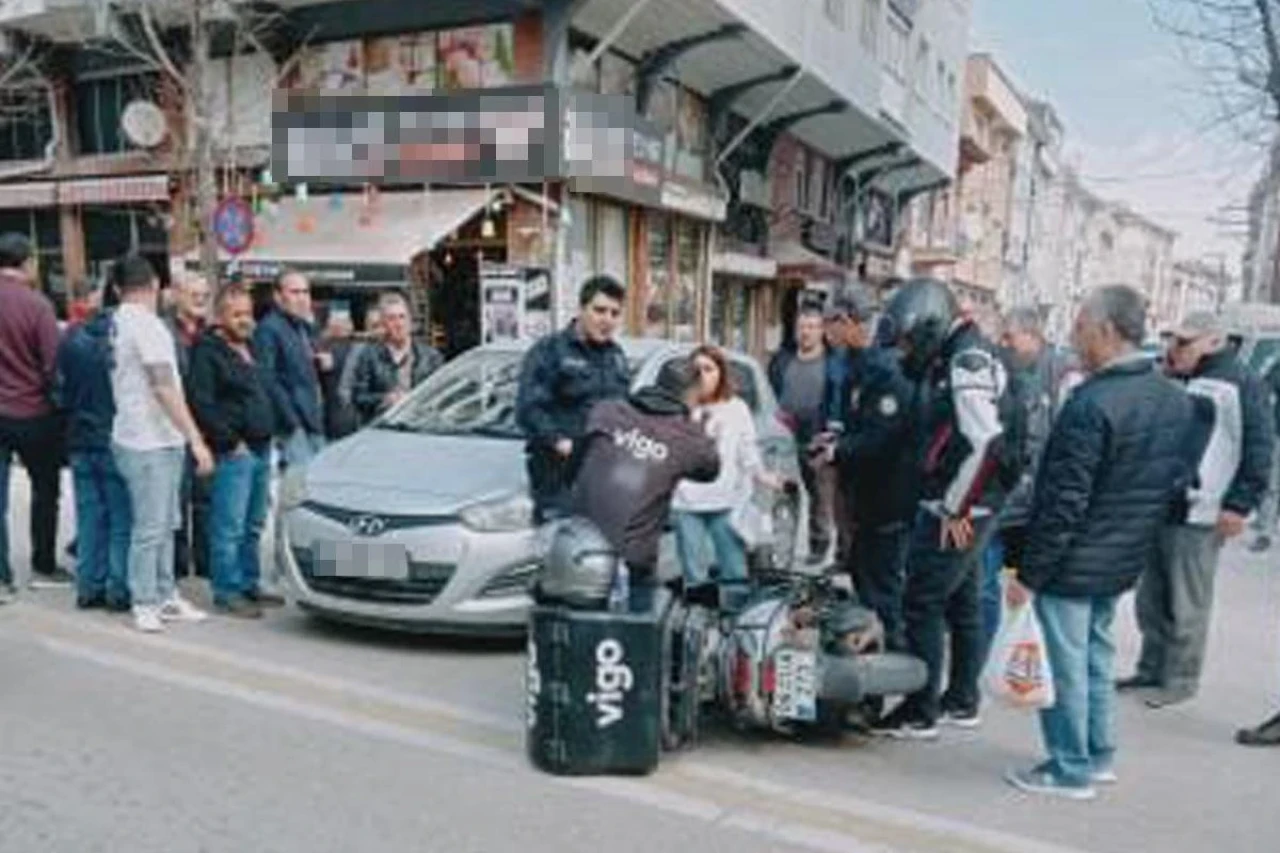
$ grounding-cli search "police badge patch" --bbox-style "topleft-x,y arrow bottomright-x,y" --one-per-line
878,395 -> 900,417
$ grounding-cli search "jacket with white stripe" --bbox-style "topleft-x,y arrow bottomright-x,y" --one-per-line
919,321 -> 1007,519
1177,349 -> 1273,526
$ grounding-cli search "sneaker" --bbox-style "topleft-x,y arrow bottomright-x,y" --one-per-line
133,606 -> 165,633
160,595 -> 208,624
1235,711 -> 1280,747
76,595 -> 106,611
1115,674 -> 1161,691
245,588 -> 286,608
0,584 -> 16,605
29,566 -> 75,589
940,707 -> 983,729
1092,768 -> 1119,785
870,706 -> 940,741
1005,765 -> 1097,801
1249,535 -> 1272,553
214,596 -> 263,620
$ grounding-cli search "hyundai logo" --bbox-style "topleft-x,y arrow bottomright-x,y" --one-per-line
349,514 -> 388,538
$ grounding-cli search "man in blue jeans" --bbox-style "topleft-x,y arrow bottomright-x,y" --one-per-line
56,283 -> 131,610
1007,285 -> 1192,800
188,284 -> 282,618
254,270 -> 327,471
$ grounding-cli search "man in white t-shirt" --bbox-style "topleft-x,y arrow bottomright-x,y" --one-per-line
109,255 -> 215,633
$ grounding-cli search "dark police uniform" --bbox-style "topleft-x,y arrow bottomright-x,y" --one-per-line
515,322 -> 630,523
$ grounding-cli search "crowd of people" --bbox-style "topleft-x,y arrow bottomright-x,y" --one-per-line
0,233 -> 442,628
4,230 -> 1280,800
516,273 -> 1280,805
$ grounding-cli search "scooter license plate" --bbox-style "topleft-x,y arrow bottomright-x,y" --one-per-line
773,649 -> 818,722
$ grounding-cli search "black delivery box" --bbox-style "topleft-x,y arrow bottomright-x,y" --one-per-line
526,587 -> 671,776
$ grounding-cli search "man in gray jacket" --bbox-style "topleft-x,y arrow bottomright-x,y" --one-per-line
1120,311 -> 1272,708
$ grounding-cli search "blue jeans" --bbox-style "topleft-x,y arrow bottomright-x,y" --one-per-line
672,510 -> 748,586
70,449 -> 132,606
981,534 -> 1005,656
114,444 -> 184,609
1035,593 -> 1119,787
208,449 -> 271,604
281,429 -> 325,470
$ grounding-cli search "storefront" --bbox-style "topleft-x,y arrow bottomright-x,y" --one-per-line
708,249 -> 777,358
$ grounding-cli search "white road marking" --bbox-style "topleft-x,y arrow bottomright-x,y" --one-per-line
7,602 -> 1097,853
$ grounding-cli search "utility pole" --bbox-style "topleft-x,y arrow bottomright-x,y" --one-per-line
190,0 -> 219,282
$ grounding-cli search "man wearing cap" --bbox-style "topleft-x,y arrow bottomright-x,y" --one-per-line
1119,311 -> 1272,708
822,283 -> 919,651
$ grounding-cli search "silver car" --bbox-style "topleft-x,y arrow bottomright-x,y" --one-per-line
275,338 -> 808,636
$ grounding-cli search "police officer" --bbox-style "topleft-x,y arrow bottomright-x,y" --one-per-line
871,279 -> 1010,739
516,276 -> 631,524
818,284 -> 918,652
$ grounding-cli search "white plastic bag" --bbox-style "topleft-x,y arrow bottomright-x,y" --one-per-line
982,602 -> 1057,710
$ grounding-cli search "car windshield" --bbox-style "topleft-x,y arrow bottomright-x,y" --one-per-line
376,350 -> 526,438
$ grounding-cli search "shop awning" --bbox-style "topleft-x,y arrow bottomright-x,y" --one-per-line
712,250 -> 776,280
773,240 -> 848,283
222,187 -> 496,270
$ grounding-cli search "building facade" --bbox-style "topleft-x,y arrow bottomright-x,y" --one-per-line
1243,136 -> 1280,305
0,0 -> 973,361
1003,98 -> 1064,315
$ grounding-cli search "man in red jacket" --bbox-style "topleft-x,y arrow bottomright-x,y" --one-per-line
0,233 -> 68,600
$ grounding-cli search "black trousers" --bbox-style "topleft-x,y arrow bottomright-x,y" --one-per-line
899,509 -> 990,721
527,446 -> 580,525
851,520 -> 912,652
0,413 -> 63,582
174,451 -> 210,579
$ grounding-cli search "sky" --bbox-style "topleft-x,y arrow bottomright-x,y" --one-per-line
970,0 -> 1260,266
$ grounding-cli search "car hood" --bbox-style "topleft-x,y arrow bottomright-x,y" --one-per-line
303,429 -> 528,515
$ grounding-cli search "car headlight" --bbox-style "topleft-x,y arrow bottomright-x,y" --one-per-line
278,467 -> 309,512
460,493 -> 535,533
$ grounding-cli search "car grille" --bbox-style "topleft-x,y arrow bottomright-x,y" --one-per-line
292,547 -> 456,605
300,501 -> 456,532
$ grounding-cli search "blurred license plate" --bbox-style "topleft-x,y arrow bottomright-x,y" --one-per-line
313,541 -> 409,580
773,649 -> 817,722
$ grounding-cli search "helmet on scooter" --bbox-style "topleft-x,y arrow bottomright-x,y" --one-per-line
538,517 -> 620,609
880,278 -> 957,379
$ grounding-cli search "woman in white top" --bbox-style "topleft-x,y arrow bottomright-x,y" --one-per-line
672,346 -> 780,590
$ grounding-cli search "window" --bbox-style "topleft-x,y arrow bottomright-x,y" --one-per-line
824,0 -> 847,29
914,38 -> 931,96
74,72 -> 163,155
884,12 -> 910,80
795,148 -> 812,211
861,0 -> 882,53
644,212 -> 672,338
0,88 -> 53,161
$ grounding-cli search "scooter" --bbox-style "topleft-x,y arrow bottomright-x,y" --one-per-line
659,570 -> 927,750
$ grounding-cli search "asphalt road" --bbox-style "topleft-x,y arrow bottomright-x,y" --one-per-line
2,472 -> 1278,853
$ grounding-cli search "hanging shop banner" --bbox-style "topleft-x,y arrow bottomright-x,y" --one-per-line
480,265 -> 525,344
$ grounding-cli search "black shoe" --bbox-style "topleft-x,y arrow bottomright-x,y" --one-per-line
245,589 -> 286,608
214,596 -> 263,619
1236,711 -> 1280,746
939,706 -> 983,729
30,567 -> 75,588
76,595 -> 106,610
104,598 -> 132,613
1250,536 -> 1272,553
870,705 -> 939,741
1115,674 -> 1161,691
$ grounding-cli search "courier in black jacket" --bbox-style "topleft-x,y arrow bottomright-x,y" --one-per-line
188,284 -> 283,617
1122,312 -> 1272,707
1007,286 -> 1193,799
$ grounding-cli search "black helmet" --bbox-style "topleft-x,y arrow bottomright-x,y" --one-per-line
537,517 -> 620,609
880,278 -> 957,378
